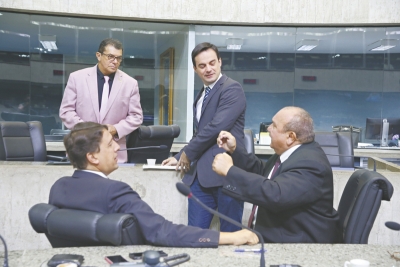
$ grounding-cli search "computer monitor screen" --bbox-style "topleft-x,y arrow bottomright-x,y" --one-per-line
365,118 -> 400,141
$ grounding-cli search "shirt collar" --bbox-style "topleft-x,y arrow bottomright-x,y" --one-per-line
203,73 -> 222,90
97,65 -> 116,80
81,169 -> 108,179
279,144 -> 301,163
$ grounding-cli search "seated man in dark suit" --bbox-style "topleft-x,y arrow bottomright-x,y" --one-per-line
49,122 -> 258,247
212,106 -> 341,243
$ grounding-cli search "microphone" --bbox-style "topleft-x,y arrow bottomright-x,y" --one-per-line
324,154 -> 376,171
111,251 -> 190,266
0,234 -> 9,267
119,145 -> 168,151
176,182 -> 265,267
385,221 -> 400,231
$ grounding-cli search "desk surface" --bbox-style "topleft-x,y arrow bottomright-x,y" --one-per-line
7,244 -> 400,267
46,141 -> 400,158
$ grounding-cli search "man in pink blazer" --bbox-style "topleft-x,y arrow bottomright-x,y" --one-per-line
59,38 -> 143,162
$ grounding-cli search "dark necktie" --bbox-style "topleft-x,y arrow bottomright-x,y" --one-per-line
202,86 -> 211,105
247,157 -> 281,228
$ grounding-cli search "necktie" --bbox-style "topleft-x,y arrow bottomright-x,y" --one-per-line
202,86 -> 211,105
99,76 -> 109,122
247,157 -> 281,228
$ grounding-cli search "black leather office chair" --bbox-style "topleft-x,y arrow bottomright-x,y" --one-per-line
0,121 -> 65,161
314,131 -> 354,168
126,124 -> 180,164
28,203 -> 145,247
1,111 -> 58,135
244,129 -> 255,154
332,125 -> 361,148
338,169 -> 393,244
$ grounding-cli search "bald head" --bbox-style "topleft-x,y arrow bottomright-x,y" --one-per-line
280,107 -> 315,143
268,106 -> 314,155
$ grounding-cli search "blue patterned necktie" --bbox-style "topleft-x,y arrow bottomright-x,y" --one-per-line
202,86 -> 211,105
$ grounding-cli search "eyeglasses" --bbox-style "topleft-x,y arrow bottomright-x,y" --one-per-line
101,53 -> 123,63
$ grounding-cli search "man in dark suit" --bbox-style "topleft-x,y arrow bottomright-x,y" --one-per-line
162,42 -> 246,231
49,122 -> 258,247
212,106 -> 341,243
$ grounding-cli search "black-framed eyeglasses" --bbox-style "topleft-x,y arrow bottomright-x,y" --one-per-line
101,53 -> 123,63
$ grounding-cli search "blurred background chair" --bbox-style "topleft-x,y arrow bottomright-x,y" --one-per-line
332,125 -> 361,148
338,169 -> 393,244
126,124 -> 180,164
314,131 -> 354,168
244,129 -> 255,154
1,111 -> 58,135
0,121 -> 65,162
28,203 -> 145,247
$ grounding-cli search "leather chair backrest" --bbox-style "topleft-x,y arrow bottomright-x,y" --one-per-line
126,124 -> 180,164
28,203 -> 145,247
332,125 -> 361,148
0,121 -> 46,161
244,129 -> 255,154
314,131 -> 354,168
338,169 -> 393,244
0,111 -> 58,135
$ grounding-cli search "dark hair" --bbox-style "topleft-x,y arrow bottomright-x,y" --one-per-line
283,107 -> 315,143
98,38 -> 123,53
191,42 -> 220,66
64,122 -> 108,170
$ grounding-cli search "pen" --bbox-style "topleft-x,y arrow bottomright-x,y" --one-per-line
234,248 -> 266,253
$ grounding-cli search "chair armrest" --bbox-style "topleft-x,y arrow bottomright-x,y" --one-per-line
28,203 -> 58,233
47,209 -> 103,243
97,213 -> 139,245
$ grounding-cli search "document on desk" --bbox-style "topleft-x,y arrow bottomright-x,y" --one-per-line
143,165 -> 181,170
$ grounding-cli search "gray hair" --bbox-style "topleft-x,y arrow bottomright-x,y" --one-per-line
283,107 -> 315,143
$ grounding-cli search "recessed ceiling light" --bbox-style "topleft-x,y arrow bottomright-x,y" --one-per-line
296,39 -> 319,51
368,39 -> 398,51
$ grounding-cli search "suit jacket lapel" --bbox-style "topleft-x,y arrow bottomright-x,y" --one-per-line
87,65 -> 100,122
201,74 -> 227,114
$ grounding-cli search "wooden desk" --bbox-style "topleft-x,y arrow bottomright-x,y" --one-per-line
7,244 -> 400,266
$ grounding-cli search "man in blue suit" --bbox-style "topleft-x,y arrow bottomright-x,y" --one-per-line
162,42 -> 246,231
49,122 -> 258,247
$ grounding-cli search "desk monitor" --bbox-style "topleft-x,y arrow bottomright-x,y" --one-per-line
365,118 -> 400,144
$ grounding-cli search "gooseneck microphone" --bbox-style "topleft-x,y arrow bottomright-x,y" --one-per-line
176,182 -> 265,267
0,234 -> 8,267
119,145 -> 168,151
385,221 -> 400,231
